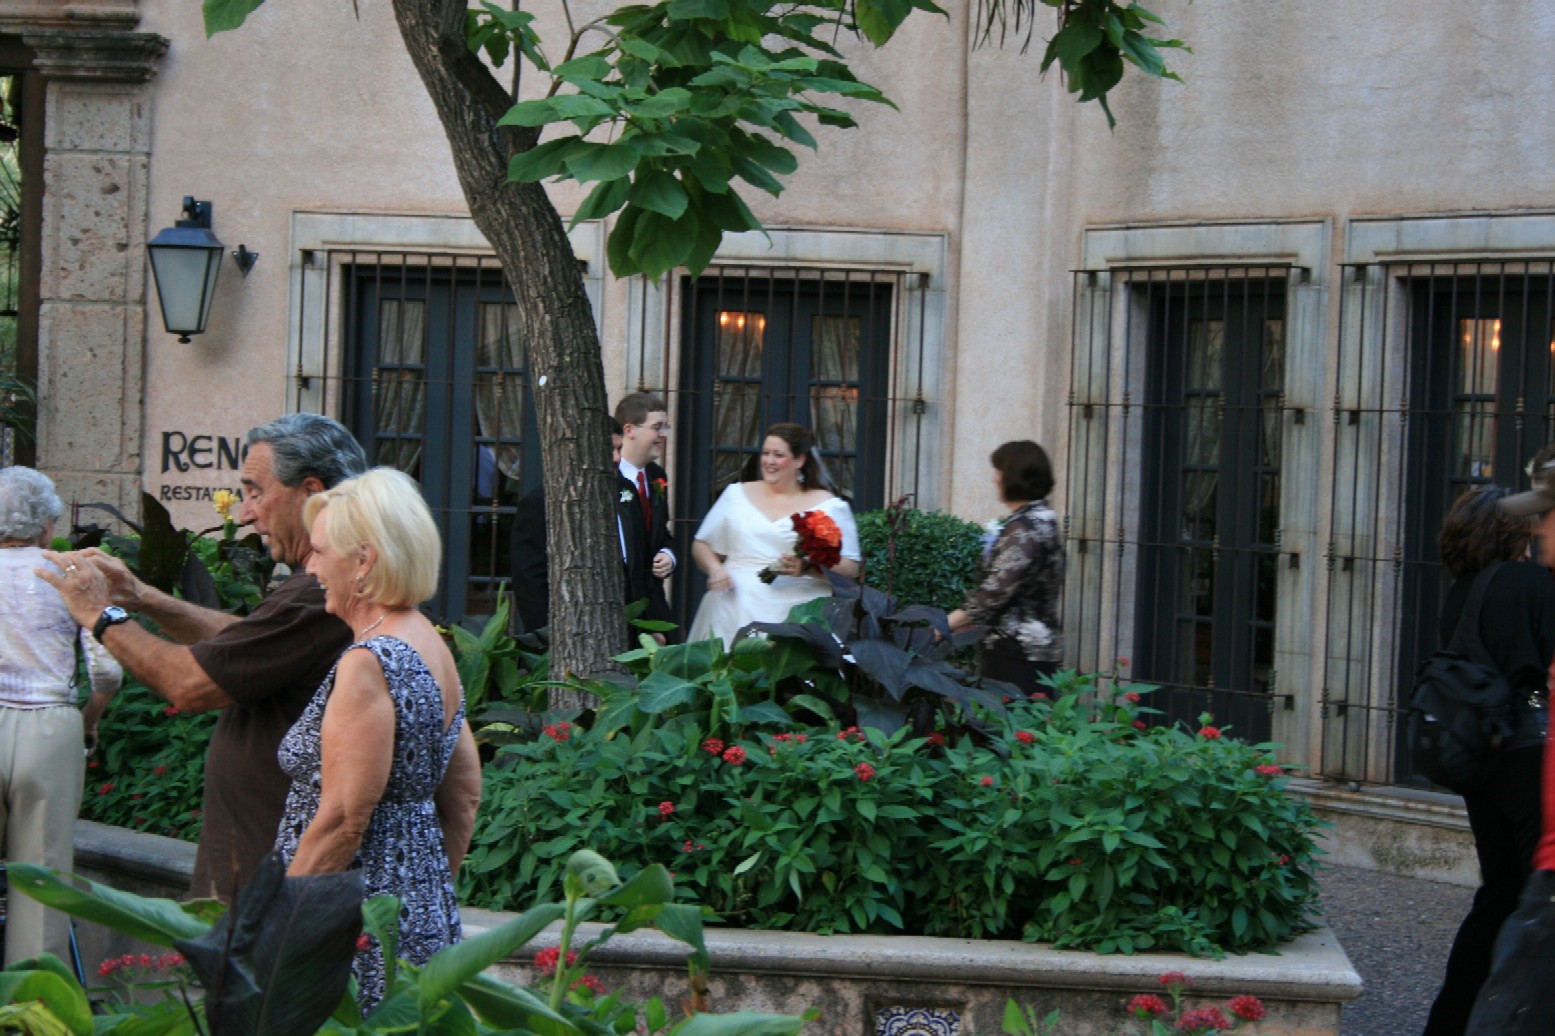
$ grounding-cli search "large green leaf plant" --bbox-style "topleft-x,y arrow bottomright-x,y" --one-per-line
2,849 -> 808,1036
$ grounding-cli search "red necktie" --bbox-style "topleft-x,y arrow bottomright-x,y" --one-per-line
637,471 -> 651,528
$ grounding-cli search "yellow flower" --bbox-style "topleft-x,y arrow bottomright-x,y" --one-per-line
213,489 -> 239,520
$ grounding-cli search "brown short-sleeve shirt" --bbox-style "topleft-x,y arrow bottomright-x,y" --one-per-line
187,571 -> 351,902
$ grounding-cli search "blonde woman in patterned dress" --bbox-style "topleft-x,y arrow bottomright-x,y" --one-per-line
947,441 -> 1065,696
275,468 -> 481,1011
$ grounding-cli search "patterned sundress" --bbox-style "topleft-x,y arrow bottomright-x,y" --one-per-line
275,635 -> 465,1012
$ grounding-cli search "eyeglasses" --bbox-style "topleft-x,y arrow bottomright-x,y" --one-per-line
645,422 -> 671,434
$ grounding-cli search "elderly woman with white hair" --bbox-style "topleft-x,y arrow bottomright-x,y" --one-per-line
273,467 -> 480,1011
0,466 -> 121,965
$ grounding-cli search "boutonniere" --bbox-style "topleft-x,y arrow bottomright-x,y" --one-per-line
619,489 -> 634,504
653,476 -> 668,500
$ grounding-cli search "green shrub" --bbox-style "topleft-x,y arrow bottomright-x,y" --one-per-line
856,502 -> 986,610
462,668 -> 1323,957
80,692 -> 214,841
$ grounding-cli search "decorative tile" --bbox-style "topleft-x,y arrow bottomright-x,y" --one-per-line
875,1005 -> 961,1036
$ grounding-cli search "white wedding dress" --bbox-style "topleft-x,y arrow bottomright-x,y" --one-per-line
687,483 -> 861,649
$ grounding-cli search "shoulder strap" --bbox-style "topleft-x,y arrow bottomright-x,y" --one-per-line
1447,561 -> 1505,663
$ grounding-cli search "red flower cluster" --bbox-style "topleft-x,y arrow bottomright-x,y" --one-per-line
98,952 -> 184,978
1015,730 -> 1035,745
1255,763 -> 1282,776
792,510 -> 843,569
1068,857 -> 1083,867
1030,691 -> 1049,701
572,974 -> 606,995
855,762 -> 876,781
702,738 -> 724,756
1158,971 -> 1190,990
1270,852 -> 1290,866
759,510 -> 845,583
1132,720 -> 1148,730
1126,993 -> 1169,1018
836,726 -> 865,742
722,745 -> 747,766
543,721 -> 572,742
1174,1006 -> 1230,1034
770,732 -> 808,750
1198,725 -> 1222,740
680,839 -> 707,853
98,782 -> 114,795
154,765 -> 168,776
1124,692 -> 1141,704
925,732 -> 946,747
356,933 -> 372,951
163,706 -> 179,717
1227,994 -> 1267,1021
533,946 -> 579,976
652,477 -> 668,497
979,776 -> 995,787
657,801 -> 675,817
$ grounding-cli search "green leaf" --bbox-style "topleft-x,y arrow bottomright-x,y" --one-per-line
671,1011 -> 809,1036
628,169 -> 691,220
631,87 -> 693,119
628,209 -> 696,279
418,902 -> 565,1009
456,972 -> 575,1035
203,0 -> 267,35
0,970 -> 91,1036
564,142 -> 640,183
507,136 -> 583,183
1045,20 -> 1103,74
637,669 -> 703,713
6,864 -> 208,946
600,864 -> 676,907
573,177 -> 631,224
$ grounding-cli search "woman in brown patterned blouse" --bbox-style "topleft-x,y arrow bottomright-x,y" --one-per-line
946,441 -> 1065,696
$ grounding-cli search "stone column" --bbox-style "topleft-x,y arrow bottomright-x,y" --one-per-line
21,28 -> 166,517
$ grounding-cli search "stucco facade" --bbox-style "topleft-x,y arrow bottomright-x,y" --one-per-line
9,1 -> 1555,791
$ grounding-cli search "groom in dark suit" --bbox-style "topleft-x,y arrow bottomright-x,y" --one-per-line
615,392 -> 678,643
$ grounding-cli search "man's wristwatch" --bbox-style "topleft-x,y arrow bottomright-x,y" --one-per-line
92,605 -> 131,643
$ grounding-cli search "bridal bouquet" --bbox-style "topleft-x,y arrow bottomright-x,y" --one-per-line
759,510 -> 844,583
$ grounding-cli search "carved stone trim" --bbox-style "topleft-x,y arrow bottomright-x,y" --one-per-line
21,30 -> 167,82
0,3 -> 141,34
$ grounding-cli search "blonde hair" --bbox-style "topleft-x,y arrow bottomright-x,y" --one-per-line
303,467 -> 441,607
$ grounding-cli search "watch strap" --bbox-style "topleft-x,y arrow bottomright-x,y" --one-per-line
92,607 -> 130,643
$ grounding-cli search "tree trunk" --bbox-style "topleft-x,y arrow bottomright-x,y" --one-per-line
391,0 -> 625,686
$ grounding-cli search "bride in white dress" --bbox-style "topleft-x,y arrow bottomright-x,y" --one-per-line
689,424 -> 862,648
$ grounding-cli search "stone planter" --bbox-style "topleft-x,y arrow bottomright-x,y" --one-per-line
72,821 -> 1361,1034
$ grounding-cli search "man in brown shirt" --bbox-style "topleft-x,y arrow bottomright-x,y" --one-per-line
40,414 -> 366,902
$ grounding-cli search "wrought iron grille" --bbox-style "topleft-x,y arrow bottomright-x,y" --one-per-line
1066,265 -> 1296,744
1320,259 -> 1555,786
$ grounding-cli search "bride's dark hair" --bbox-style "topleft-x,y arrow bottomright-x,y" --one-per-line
740,422 -> 833,491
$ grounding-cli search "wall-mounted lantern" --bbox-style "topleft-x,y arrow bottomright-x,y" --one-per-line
147,196 -> 224,343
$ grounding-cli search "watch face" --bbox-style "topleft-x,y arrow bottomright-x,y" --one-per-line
103,606 -> 128,623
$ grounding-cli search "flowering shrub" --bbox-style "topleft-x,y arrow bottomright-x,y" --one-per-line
462,670 -> 1322,956
1004,972 -> 1267,1034
78,687 -> 215,840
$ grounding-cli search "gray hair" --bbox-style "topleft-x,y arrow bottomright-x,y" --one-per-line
246,413 -> 367,490
0,466 -> 63,543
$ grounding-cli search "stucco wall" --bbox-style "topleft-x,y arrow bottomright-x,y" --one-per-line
127,1 -> 970,525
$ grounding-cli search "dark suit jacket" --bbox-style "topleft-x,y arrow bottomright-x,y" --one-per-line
618,460 -> 678,642
509,483 -> 551,635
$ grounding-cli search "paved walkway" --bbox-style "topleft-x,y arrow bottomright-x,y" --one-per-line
1319,863 -> 1474,1036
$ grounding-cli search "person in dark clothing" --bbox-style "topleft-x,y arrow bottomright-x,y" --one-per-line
1421,484 -> 1555,1036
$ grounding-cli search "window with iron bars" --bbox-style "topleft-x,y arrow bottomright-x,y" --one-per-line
1321,259 -> 1555,786
300,251 -> 531,625
1067,265 -> 1298,744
